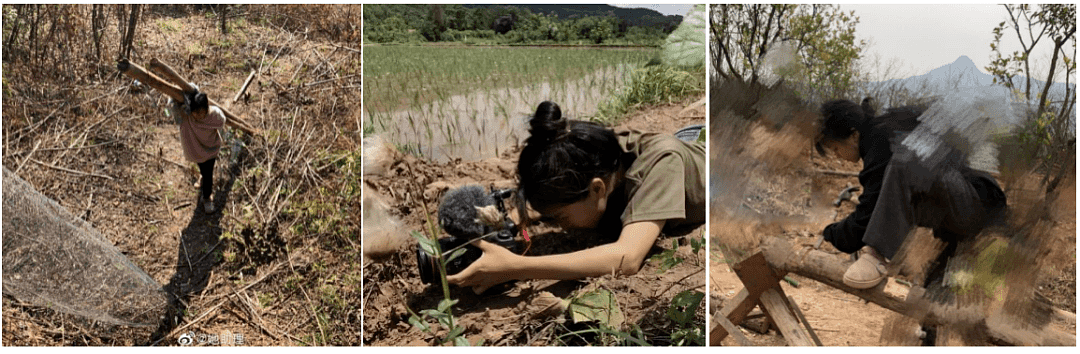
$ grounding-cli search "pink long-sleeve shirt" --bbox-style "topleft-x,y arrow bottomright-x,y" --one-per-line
178,105 -> 226,163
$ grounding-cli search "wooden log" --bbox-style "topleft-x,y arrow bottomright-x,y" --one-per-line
116,59 -> 184,101
757,237 -> 1075,346
144,58 -> 259,135
147,58 -> 198,93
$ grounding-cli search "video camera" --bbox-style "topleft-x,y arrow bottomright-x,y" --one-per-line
416,185 -> 524,286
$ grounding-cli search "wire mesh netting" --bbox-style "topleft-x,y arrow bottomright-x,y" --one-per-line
2,167 -> 168,327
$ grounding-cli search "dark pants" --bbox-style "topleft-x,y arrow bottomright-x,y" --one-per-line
197,158 -> 215,199
864,159 -> 1004,260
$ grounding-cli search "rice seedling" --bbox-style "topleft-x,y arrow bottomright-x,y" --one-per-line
363,46 -> 657,162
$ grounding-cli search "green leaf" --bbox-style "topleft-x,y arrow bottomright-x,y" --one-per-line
420,309 -> 445,319
567,288 -> 625,329
411,231 -> 439,256
437,298 -> 458,312
446,325 -> 465,341
667,290 -> 705,325
446,246 -> 468,263
648,248 -> 684,273
408,314 -> 431,333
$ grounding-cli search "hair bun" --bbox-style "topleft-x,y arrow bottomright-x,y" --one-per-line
529,101 -> 567,143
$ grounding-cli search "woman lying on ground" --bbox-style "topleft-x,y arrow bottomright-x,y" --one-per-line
447,101 -> 705,293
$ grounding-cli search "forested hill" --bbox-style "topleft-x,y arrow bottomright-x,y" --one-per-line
363,4 -> 682,45
462,4 -> 682,31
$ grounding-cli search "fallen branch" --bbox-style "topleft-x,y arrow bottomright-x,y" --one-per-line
287,74 -> 359,92
19,140 -> 117,154
206,262 -> 284,302
135,150 -> 189,170
655,268 -> 704,297
328,43 -> 359,53
814,169 -> 860,177
14,140 -> 42,175
233,70 -> 257,104
30,159 -> 114,180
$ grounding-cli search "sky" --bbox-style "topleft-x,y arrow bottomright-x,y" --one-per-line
611,4 -> 694,17
842,4 -> 1073,82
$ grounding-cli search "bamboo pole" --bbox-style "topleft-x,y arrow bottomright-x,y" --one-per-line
116,59 -> 184,101
116,58 -> 257,135
147,58 -> 259,134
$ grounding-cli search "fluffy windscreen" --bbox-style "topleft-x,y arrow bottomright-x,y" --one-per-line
661,4 -> 706,68
899,86 -> 1025,176
438,184 -> 497,239
2,167 -> 168,327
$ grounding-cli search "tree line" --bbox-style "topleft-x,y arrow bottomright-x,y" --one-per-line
363,4 -> 682,46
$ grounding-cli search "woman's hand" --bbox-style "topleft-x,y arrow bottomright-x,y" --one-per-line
446,220 -> 664,293
446,240 -> 520,294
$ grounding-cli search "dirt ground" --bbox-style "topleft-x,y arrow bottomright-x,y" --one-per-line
3,5 -> 361,346
361,96 -> 707,346
709,115 -> 1077,346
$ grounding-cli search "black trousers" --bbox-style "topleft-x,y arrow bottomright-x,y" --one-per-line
863,159 -> 1004,260
197,158 -> 215,198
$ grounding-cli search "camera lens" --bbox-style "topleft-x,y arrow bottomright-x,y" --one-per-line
417,237 -> 484,286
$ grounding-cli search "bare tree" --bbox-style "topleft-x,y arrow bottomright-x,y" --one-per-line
221,5 -> 228,35
989,4 -> 1077,194
118,4 -> 139,59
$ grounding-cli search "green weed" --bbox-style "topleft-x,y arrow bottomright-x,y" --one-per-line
667,290 -> 706,345
158,19 -> 180,32
593,64 -> 705,124
408,230 -> 475,346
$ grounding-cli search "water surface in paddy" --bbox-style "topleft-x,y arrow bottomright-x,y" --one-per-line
364,64 -> 636,162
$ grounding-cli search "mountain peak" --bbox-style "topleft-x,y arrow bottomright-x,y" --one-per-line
953,55 -> 976,68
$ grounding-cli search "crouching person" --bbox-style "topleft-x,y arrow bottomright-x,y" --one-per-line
815,99 -> 1007,290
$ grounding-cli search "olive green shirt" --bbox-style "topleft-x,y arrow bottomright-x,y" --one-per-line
616,129 -> 706,235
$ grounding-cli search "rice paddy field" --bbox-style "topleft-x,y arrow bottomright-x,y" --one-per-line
363,45 -> 658,162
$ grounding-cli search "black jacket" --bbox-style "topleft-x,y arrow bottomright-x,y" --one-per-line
822,107 -> 1007,254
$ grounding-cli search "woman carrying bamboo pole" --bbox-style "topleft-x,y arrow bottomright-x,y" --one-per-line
170,88 -> 226,214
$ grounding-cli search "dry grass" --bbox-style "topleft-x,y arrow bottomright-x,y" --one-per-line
3,4 -> 361,345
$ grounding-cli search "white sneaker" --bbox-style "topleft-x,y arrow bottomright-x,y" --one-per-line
201,195 -> 215,214
843,246 -> 888,289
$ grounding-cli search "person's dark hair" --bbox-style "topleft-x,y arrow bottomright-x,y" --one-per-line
186,91 -> 209,115
815,98 -> 872,155
517,101 -> 624,212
